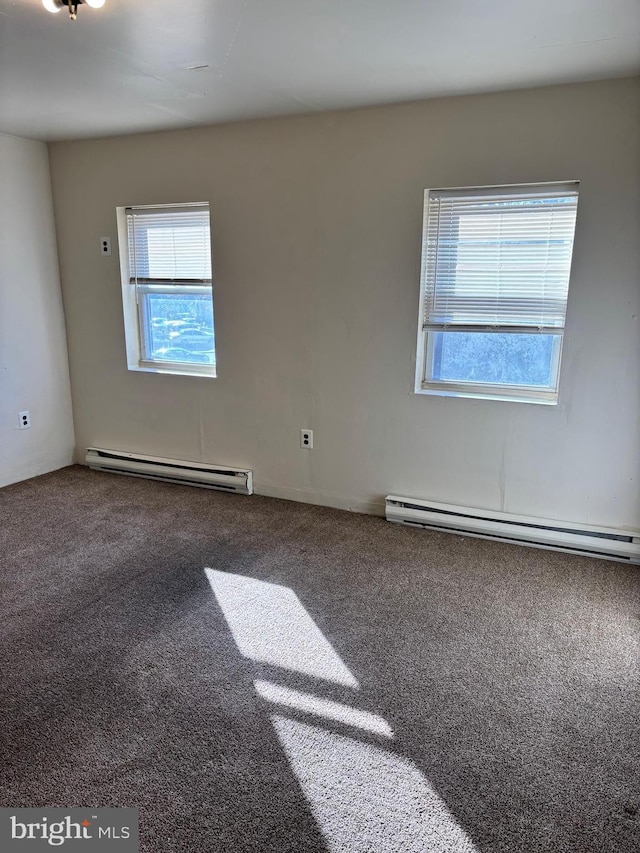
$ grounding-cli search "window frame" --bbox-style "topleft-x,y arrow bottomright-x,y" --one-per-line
414,181 -> 579,405
116,203 -> 216,378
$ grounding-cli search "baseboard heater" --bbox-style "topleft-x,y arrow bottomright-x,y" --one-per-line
385,495 -> 640,564
86,448 -> 253,495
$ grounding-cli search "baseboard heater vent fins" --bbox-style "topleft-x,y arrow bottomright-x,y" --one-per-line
86,448 -> 253,495
385,495 -> 640,564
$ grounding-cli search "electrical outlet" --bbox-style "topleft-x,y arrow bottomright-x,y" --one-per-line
300,429 -> 313,449
100,237 -> 112,256
19,411 -> 31,430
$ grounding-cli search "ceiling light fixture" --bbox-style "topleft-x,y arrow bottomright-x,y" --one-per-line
42,0 -> 106,21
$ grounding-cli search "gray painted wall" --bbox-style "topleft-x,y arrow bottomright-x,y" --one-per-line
49,77 -> 640,529
0,133 -> 74,487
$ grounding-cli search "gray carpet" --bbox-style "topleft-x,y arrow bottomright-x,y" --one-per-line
0,465 -> 638,852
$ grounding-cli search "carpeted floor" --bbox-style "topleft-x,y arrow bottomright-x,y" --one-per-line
0,465 -> 638,852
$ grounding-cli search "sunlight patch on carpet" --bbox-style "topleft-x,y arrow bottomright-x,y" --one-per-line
205,568 -> 358,687
254,679 -> 393,738
271,715 -> 478,853
207,567 -> 476,852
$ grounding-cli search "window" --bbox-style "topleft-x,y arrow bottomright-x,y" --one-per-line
118,203 -> 215,377
415,182 -> 579,404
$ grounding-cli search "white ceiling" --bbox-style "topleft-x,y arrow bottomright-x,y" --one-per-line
1,0 -> 639,141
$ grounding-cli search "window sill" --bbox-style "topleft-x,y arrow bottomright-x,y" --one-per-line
415,384 -> 557,405
128,361 -> 217,379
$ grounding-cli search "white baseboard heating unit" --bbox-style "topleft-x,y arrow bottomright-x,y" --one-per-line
385,495 -> 640,564
86,448 -> 253,495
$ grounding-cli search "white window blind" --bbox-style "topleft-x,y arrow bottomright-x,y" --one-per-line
126,204 -> 212,284
423,183 -> 579,331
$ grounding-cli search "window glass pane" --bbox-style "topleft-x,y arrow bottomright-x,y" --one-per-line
431,332 -> 558,388
144,292 -> 215,366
